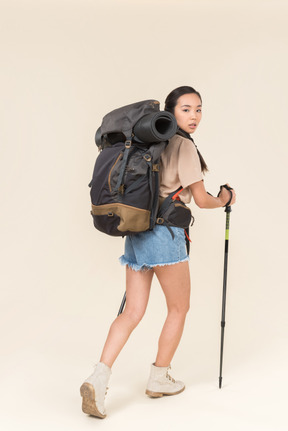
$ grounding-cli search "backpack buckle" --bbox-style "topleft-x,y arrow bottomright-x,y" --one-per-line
118,184 -> 125,195
156,217 -> 164,224
144,154 -> 151,162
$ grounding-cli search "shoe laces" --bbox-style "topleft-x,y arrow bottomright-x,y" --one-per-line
166,366 -> 175,383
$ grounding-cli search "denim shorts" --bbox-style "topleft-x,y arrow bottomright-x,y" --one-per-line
119,225 -> 189,272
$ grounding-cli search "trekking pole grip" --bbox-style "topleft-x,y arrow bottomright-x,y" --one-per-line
218,184 -> 233,213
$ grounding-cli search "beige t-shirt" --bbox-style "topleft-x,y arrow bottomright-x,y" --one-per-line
159,134 -> 203,203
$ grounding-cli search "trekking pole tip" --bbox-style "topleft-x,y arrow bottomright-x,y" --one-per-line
219,377 -> 222,389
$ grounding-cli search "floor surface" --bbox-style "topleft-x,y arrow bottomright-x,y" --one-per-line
1,336 -> 287,431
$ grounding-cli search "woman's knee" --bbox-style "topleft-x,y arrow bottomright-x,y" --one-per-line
121,307 -> 145,328
168,300 -> 190,317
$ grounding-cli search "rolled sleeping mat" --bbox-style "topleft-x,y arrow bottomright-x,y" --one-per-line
95,127 -> 103,148
133,111 -> 177,143
95,128 -> 126,148
95,111 -> 178,147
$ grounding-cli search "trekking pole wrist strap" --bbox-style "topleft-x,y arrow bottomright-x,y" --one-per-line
217,184 -> 233,208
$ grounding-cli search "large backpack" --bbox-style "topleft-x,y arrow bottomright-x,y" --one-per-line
89,100 -> 178,236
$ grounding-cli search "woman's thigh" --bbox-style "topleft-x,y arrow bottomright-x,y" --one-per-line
124,266 -> 154,320
154,261 -> 191,313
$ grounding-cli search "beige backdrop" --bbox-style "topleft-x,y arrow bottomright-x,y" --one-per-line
1,1 -> 288,430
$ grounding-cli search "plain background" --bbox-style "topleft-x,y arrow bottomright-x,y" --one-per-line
1,0 -> 288,430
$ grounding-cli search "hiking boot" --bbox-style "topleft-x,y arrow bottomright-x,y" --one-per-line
80,362 -> 111,418
145,363 -> 185,398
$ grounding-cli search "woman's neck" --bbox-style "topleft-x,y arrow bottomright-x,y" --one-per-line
177,128 -> 194,142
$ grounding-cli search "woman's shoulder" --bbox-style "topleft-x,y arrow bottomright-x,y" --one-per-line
169,134 -> 189,145
169,134 -> 197,155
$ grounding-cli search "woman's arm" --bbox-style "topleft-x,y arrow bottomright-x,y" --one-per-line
189,181 -> 236,209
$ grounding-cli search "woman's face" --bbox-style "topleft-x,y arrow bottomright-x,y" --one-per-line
173,93 -> 202,134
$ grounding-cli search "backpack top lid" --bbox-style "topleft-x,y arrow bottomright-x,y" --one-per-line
96,100 -> 160,147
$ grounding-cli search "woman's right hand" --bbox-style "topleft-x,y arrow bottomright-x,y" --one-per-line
218,184 -> 236,207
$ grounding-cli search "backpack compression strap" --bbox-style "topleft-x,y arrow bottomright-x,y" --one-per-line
113,139 -> 132,194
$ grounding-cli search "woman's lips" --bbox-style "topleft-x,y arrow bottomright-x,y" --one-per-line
189,123 -> 197,129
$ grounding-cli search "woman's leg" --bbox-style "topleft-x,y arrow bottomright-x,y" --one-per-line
81,267 -> 153,418
100,266 -> 154,368
153,260 -> 191,367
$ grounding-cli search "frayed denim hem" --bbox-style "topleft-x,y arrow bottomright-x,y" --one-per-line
119,255 -> 189,272
119,255 -> 149,272
153,255 -> 190,268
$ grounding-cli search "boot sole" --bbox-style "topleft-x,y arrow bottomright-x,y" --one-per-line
145,385 -> 185,398
80,382 -> 106,419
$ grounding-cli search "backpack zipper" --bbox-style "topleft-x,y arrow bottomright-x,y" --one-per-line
108,153 -> 123,193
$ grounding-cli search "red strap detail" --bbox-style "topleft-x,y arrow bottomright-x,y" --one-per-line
172,187 -> 184,200
184,229 -> 192,243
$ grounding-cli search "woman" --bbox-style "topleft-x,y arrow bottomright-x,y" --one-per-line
80,86 -> 236,418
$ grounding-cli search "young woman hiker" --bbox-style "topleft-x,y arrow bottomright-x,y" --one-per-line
80,86 -> 236,418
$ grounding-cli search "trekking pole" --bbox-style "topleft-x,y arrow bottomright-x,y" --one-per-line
218,185 -> 233,389
117,291 -> 126,316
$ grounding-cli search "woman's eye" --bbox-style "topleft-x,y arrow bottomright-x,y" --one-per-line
183,109 -> 189,112
197,109 -> 202,113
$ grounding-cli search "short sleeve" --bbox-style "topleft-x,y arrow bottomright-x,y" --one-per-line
178,139 -> 203,187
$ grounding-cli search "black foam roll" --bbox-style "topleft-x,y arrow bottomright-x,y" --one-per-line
95,127 -> 103,148
133,111 -> 177,143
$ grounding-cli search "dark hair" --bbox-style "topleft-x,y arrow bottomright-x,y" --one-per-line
164,86 -> 208,173
164,86 -> 202,113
